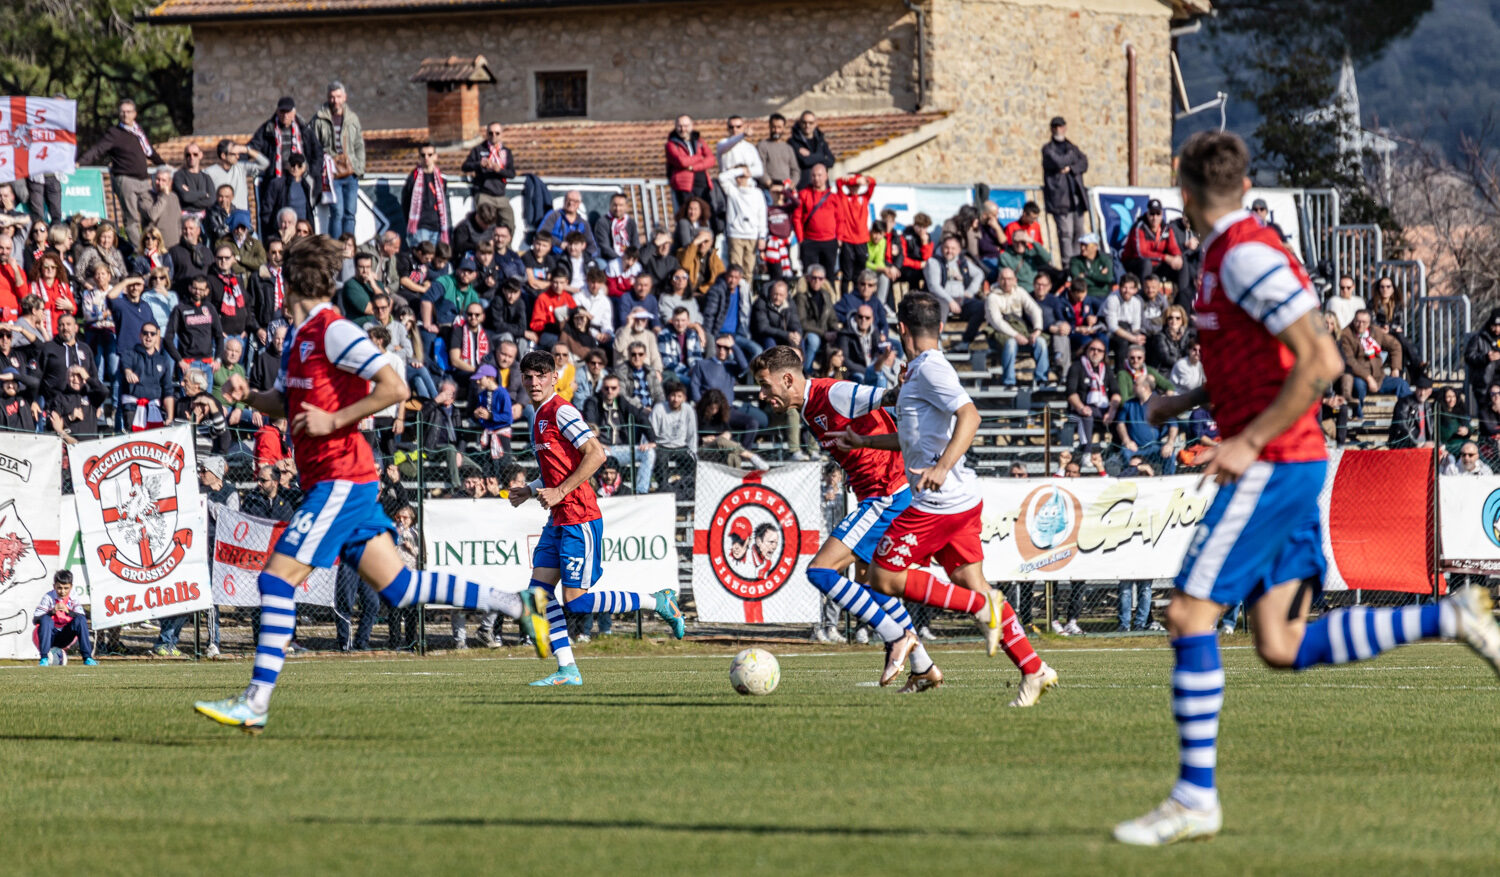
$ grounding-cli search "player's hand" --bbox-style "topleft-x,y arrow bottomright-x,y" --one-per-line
536,487 -> 565,509
911,464 -> 950,493
293,401 -> 338,437
508,485 -> 531,507
1145,394 -> 1177,428
220,373 -> 250,404
826,429 -> 862,451
1197,434 -> 1260,486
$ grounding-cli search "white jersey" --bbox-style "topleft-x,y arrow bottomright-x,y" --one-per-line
896,348 -> 980,514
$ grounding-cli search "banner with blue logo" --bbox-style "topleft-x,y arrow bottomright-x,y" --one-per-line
1089,187 -> 1180,255
986,188 -> 1029,224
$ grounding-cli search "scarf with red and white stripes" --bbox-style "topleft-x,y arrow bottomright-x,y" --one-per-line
267,266 -> 285,311
122,122 -> 152,158
406,167 -> 450,244
272,122 -> 303,178
216,272 -> 244,317
455,317 -> 489,364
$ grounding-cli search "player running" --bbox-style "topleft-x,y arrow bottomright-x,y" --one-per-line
1113,131 -> 1500,846
193,235 -> 552,734
509,350 -> 685,686
834,293 -> 1059,706
754,345 -> 942,692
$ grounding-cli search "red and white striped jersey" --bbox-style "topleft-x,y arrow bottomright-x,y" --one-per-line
1194,209 -> 1327,462
276,303 -> 397,487
801,378 -> 907,501
531,393 -> 601,525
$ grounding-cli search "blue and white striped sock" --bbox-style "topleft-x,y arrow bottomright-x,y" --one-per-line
1292,603 -> 1453,669
564,591 -> 644,614
379,568 -> 523,618
877,594 -> 933,673
545,597 -> 574,668
1169,632 -> 1223,813
246,572 -> 298,712
807,567 -> 905,642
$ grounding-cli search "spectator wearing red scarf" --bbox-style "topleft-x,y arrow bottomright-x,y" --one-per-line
400,144 -> 450,248
28,251 -> 74,333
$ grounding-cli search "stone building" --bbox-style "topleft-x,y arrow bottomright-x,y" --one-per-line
146,0 -> 1207,188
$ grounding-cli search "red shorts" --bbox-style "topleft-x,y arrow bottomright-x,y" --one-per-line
873,503 -> 984,574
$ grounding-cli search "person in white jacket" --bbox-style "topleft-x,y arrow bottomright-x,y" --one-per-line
716,116 -> 765,179
719,167 -> 767,278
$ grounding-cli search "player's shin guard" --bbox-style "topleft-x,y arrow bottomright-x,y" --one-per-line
564,591 -> 644,614
541,586 -> 574,667
901,569 -> 987,615
807,567 -> 906,643
1291,603 -> 1454,669
1170,633 -> 1223,813
876,594 -> 933,673
378,568 -> 524,619
999,600 -> 1041,674
248,572 -> 298,708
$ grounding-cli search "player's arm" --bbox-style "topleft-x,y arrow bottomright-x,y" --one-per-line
294,362 -> 407,437
537,436 -> 606,510
221,374 -> 286,419
1146,385 -> 1209,428
1200,310 -> 1342,484
834,430 -> 901,452
914,401 -> 979,492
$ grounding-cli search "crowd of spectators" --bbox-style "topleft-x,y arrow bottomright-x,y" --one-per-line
0,90 -> 1483,499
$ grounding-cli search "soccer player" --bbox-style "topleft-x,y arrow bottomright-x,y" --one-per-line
754,344 -> 944,692
509,349 -> 685,686
1113,131 -> 1500,845
834,294 -> 1059,706
192,235 -> 552,733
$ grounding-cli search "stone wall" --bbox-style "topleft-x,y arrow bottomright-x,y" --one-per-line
191,0 -> 919,132
866,0 -> 1174,188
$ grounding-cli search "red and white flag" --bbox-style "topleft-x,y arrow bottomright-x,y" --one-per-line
0,97 -> 77,184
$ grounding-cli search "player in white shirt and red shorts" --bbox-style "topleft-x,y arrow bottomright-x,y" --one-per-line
836,293 -> 1060,706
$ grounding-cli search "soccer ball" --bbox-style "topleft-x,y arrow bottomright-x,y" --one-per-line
48,648 -> 67,666
729,648 -> 780,696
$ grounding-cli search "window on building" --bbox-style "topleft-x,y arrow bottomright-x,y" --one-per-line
535,71 -> 588,119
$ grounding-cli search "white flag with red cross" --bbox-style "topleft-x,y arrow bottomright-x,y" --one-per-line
692,461 -> 825,624
0,97 -> 77,184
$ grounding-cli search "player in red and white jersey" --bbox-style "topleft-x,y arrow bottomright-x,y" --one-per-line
835,294 -> 1060,706
755,346 -> 942,691
193,235 -> 550,733
509,350 -> 685,686
1114,132 -> 1500,846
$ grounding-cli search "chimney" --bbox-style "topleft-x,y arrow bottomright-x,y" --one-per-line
411,54 -> 495,146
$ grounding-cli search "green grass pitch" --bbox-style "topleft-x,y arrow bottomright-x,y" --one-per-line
2,641 -> 1496,876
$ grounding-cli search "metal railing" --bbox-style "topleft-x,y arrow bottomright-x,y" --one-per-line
1297,187 -> 1340,272
1413,295 -> 1473,382
1330,223 -> 1383,298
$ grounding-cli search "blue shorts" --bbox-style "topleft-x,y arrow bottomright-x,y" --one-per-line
274,480 -> 397,570
1175,460 -> 1327,608
533,518 -> 605,590
831,487 -> 912,564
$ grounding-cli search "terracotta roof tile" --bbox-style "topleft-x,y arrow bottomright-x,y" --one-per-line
156,111 -> 948,179
146,0 -> 690,24
411,55 -> 495,84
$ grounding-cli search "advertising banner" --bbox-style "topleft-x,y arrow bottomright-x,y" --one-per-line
68,425 -> 212,629
0,433 -> 63,658
422,493 -> 677,598
1090,185 -> 1304,261
1438,475 -> 1500,575
0,97 -> 77,184
692,462 -> 825,623
867,184 -> 974,233
973,475 -> 1215,581
210,504 -> 336,607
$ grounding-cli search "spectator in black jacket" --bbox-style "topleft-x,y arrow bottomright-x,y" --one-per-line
247,96 -> 323,214
1387,376 -> 1435,449
788,112 -> 836,189
172,144 -> 216,220
0,366 -> 38,431
258,153 -> 316,242
451,202 -> 498,260
119,322 -> 176,430
76,100 -> 164,249
1464,308 -> 1500,411
0,327 -> 40,402
460,123 -> 516,231
486,276 -> 531,348
751,279 -> 802,351
165,277 -> 225,391
45,366 -> 105,445
639,229 -> 681,291
835,303 -> 879,373
582,373 -> 656,495
243,464 -> 297,521
169,217 -> 213,295
594,193 -> 640,271
419,378 -> 464,488
252,323 -> 285,392
1040,116 -> 1089,263
36,314 -> 99,405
